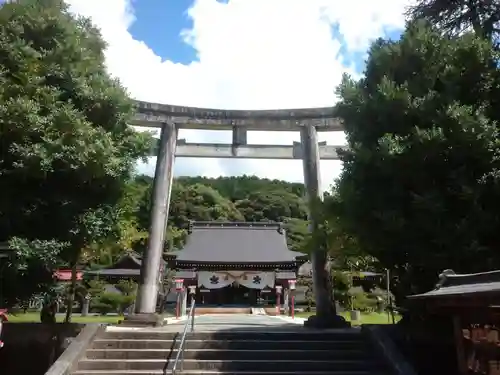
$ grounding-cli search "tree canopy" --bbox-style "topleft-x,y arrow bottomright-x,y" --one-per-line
130,175 -> 311,254
408,0 -> 500,42
334,21 -> 500,298
0,0 -> 151,307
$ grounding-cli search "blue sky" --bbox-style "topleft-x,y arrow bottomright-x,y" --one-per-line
66,0 -> 411,188
129,0 -> 197,64
129,1 -> 404,77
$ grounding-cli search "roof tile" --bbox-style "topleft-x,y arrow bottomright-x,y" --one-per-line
168,221 -> 306,263
409,269 -> 500,299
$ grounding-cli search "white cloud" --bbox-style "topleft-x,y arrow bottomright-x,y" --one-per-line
66,0 -> 412,191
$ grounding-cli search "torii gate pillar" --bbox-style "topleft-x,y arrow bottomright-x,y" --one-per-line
300,123 -> 350,328
132,122 -> 177,321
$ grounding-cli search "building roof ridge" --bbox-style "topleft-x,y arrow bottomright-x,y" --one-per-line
439,269 -> 500,287
190,221 -> 284,231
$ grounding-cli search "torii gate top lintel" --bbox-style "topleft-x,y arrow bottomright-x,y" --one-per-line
131,100 -> 343,132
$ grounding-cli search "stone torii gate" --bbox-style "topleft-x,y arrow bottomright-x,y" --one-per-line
129,101 -> 346,327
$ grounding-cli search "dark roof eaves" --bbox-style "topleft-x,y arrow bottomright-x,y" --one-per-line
84,269 -> 140,276
408,287 -> 500,299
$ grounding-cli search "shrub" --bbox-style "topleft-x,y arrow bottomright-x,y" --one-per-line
93,293 -> 122,315
350,290 -> 377,312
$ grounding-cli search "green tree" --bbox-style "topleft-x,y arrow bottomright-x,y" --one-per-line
81,179 -> 149,266
334,22 -> 500,299
136,181 -> 244,252
284,218 -> 309,252
133,175 -> 312,253
169,183 -> 245,227
0,0 -> 152,313
178,175 -> 305,201
235,191 -> 307,222
1,239 -> 66,307
408,0 -> 500,41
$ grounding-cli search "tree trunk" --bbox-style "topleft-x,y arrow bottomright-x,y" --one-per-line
311,247 -> 335,317
158,280 -> 173,314
309,199 -> 338,319
64,258 -> 78,323
81,294 -> 90,317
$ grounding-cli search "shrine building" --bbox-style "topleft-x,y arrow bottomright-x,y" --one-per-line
166,221 -> 307,310
84,252 -> 150,282
407,269 -> 500,375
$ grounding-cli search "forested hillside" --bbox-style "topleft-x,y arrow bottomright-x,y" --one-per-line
95,175 -> 311,266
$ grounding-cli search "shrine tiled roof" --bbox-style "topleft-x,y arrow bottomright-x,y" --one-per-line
83,251 -> 167,277
408,269 -> 500,299
108,251 -> 142,269
165,221 -> 307,264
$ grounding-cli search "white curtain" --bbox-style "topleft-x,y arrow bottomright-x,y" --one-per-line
238,272 -> 275,289
198,271 -> 275,290
198,271 -> 233,289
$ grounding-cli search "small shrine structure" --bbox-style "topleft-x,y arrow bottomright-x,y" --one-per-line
165,221 -> 307,314
83,252 -> 172,313
408,269 -> 500,375
84,252 -> 158,282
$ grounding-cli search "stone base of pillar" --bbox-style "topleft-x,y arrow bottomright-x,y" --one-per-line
122,313 -> 164,327
303,314 -> 351,329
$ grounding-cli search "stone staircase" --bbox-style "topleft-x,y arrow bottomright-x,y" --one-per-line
71,328 -> 390,375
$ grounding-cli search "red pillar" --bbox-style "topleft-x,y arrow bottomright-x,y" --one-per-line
175,291 -> 180,319
174,279 -> 184,319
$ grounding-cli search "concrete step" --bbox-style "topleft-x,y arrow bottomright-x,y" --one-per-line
73,371 -> 386,375
92,339 -> 367,351
77,359 -> 382,372
100,330 -> 362,342
85,348 -> 371,361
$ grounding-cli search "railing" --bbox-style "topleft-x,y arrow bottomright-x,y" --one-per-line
172,298 -> 196,375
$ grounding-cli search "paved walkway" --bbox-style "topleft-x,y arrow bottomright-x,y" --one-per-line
107,314 -> 356,333
166,313 -> 304,331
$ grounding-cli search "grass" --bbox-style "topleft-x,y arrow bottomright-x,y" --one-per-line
295,311 -> 401,325
7,311 -> 400,325
6,312 -> 124,324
